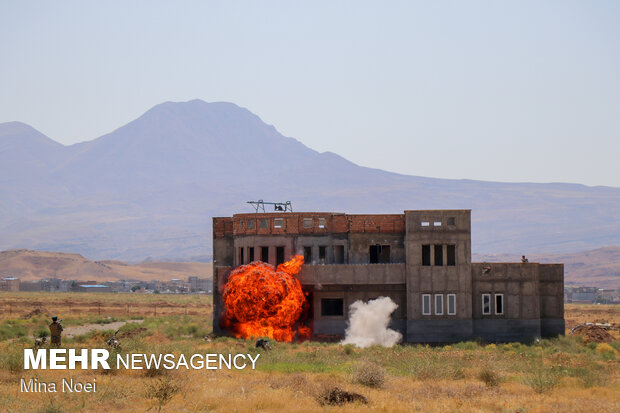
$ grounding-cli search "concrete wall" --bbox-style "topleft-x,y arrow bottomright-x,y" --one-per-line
213,217 -> 234,267
299,263 -> 406,285
405,210 -> 473,326
212,266 -> 231,335
473,319 -> 541,342
348,233 -> 405,264
539,264 -> 565,336
471,263 -> 541,320
407,320 -> 473,343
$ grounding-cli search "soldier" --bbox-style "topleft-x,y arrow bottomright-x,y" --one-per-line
49,316 -> 63,347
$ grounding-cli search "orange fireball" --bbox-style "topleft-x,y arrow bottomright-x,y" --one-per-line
221,255 -> 311,342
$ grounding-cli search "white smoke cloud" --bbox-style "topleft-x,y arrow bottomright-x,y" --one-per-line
341,296 -> 402,348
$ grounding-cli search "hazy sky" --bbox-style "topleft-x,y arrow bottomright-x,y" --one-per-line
1,1 -> 618,187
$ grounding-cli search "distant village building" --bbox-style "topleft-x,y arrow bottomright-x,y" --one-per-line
0,277 -> 20,292
564,286 -> 598,303
598,289 -> 620,304
40,278 -> 70,292
188,276 -> 213,292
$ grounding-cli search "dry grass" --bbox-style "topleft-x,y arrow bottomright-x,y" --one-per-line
0,292 -> 213,322
0,298 -> 617,412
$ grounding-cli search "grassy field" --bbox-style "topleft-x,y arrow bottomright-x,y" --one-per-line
0,292 -> 212,325
0,294 -> 618,412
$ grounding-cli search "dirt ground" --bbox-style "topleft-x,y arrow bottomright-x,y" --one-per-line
62,319 -> 144,338
564,304 -> 619,329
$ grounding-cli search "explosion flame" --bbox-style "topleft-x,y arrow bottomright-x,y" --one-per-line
221,255 -> 311,342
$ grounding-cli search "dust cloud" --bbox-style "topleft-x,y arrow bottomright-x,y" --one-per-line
341,296 -> 402,348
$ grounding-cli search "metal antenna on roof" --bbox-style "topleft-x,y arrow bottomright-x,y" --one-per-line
247,200 -> 293,213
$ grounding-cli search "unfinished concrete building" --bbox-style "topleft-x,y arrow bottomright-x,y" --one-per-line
213,210 -> 564,343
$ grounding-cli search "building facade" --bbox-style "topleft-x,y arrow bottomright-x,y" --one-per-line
213,210 -> 565,343
0,277 -> 20,292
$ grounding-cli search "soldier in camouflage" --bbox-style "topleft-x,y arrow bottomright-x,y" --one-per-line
49,316 -> 63,346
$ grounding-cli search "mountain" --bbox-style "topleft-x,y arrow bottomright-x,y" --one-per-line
0,99 -> 619,262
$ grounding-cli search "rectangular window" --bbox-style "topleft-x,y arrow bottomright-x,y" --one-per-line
276,246 -> 285,266
434,245 -> 443,266
447,294 -> 456,315
319,246 -> 326,264
447,245 -> 456,266
435,294 -> 443,315
248,247 -> 254,262
303,218 -> 313,228
260,246 -> 269,262
239,247 -> 244,265
422,245 -> 431,266
303,246 -> 312,263
334,245 -> 344,264
495,294 -> 504,315
369,245 -> 390,264
321,298 -> 344,316
421,221 -> 430,227
482,294 -> 491,315
259,218 -> 269,229
274,218 -> 284,229
447,217 -> 456,226
422,294 -> 431,315
318,218 -> 326,229
433,221 -> 442,227
247,219 -> 255,229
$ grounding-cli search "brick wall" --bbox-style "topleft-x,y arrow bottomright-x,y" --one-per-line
348,214 -> 405,233
213,217 -> 233,238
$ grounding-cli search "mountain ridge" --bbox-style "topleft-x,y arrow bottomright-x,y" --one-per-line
0,99 -> 618,262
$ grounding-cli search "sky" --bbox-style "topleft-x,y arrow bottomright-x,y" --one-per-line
1,1 -> 619,187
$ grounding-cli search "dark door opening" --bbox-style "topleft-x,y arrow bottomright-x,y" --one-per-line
319,246 -> 326,264
333,245 -> 344,264
249,247 -> 254,262
276,246 -> 285,266
303,246 -> 312,263
260,246 -> 269,262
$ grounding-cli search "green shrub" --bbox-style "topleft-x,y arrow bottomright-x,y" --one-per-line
343,344 -> 355,355
0,320 -> 28,340
577,367 -> 608,388
353,362 -> 386,388
453,341 -> 480,350
478,365 -> 500,387
35,327 -> 49,338
0,348 -> 24,374
145,376 -> 179,412
410,353 -> 465,381
523,366 -> 559,393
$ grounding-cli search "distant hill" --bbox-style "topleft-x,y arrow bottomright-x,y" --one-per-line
0,250 -> 212,282
0,99 -> 619,261
474,246 -> 620,289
